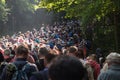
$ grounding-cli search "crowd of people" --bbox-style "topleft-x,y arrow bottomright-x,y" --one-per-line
0,21 -> 120,80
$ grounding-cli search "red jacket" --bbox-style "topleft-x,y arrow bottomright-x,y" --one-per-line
89,60 -> 100,80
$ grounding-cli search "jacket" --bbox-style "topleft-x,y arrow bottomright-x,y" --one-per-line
0,58 -> 38,80
98,64 -> 120,80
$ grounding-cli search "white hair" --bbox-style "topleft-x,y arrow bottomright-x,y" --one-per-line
106,52 -> 120,64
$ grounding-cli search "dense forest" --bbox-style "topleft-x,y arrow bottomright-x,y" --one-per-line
0,0 -> 57,35
0,0 -> 120,53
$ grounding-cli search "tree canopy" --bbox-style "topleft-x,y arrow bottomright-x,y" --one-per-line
39,0 -> 120,52
0,0 -> 120,52
0,0 -> 9,21
0,0 -> 55,36
39,0 -> 120,26
0,0 -> 39,22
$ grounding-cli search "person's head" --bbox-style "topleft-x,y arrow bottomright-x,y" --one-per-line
89,54 -> 97,61
15,45 -> 29,58
96,48 -> 101,54
66,46 -> 78,57
49,55 -> 86,80
38,47 -> 49,59
77,49 -> 84,59
106,52 -> 120,65
3,49 -> 11,59
44,53 -> 57,67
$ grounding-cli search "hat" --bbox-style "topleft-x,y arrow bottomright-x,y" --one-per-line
106,52 -> 120,64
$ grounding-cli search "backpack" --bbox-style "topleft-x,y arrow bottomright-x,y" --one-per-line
6,63 -> 30,80
0,62 -> 7,75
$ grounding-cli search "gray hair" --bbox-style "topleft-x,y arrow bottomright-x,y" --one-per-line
106,52 -> 120,64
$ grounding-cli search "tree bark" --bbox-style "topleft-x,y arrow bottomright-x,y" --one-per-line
114,13 -> 118,52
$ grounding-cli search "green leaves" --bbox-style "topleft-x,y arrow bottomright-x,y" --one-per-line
10,0 -> 37,13
0,0 -> 39,22
39,0 -> 120,26
0,0 -> 9,21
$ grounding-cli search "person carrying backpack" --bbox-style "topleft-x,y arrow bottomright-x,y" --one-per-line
0,44 -> 38,80
0,52 -> 7,76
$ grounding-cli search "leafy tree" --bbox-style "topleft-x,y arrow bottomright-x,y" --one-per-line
0,0 -> 9,21
39,0 -> 120,52
39,0 -> 120,25
5,0 -> 39,33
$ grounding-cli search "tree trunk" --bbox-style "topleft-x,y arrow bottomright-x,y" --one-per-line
114,13 -> 118,52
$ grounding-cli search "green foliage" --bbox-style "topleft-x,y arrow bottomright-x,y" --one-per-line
0,0 -> 9,21
39,0 -> 120,26
0,0 -> 39,22
39,0 -> 120,52
7,0 -> 38,14
93,25 -> 115,52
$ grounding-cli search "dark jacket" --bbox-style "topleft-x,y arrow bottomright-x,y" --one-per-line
30,68 -> 48,80
0,58 -> 38,80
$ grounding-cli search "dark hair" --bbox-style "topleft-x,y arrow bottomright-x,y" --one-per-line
45,53 -> 56,64
68,46 -> 78,56
77,49 -> 84,59
68,46 -> 78,53
49,55 -> 86,80
16,45 -> 29,57
0,52 -> 4,62
39,47 -> 49,56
